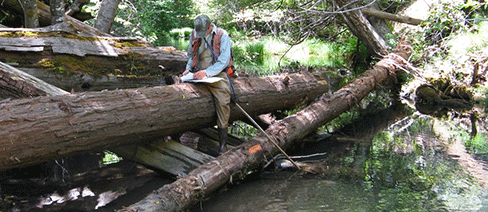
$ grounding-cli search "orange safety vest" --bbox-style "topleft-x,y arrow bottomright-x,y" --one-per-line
190,28 -> 235,77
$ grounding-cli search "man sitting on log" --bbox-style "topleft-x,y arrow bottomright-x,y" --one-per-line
181,14 -> 234,155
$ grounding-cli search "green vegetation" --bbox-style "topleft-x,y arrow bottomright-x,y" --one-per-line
81,0 -> 372,76
102,150 -> 122,166
467,133 -> 488,154
41,0 -> 488,155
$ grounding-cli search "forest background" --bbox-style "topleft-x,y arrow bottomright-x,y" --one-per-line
75,0 -> 488,149
1,0 -> 488,211
2,0 -> 488,155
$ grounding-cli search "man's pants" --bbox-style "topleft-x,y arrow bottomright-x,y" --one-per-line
205,71 -> 231,128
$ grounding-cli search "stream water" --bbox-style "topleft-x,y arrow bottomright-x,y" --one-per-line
189,103 -> 488,212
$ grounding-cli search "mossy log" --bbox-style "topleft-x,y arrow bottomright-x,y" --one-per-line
0,71 -> 328,171
118,43 -> 412,212
0,26 -> 188,82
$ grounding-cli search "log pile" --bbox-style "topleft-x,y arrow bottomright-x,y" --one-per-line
119,43 -> 412,212
0,63 -> 328,171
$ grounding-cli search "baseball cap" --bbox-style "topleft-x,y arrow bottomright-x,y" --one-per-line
194,14 -> 211,38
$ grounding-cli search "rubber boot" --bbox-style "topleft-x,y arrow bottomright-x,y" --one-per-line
218,127 -> 228,155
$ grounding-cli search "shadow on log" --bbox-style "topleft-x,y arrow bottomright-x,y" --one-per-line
118,42 -> 412,212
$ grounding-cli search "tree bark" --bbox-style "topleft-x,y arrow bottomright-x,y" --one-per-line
0,61 -> 68,99
22,0 -> 39,28
118,43 -> 412,212
94,0 -> 121,33
0,72 -> 328,171
0,27 -> 188,89
335,0 -> 389,57
2,0 -> 108,33
65,0 -> 90,16
50,0 -> 66,24
20,67 -> 167,92
362,2 -> 392,41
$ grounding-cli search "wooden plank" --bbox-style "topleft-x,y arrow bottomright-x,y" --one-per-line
111,140 -> 215,176
112,128 -> 243,175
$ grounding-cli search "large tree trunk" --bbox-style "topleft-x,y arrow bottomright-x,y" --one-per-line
335,0 -> 389,57
0,70 -> 328,171
2,0 -> 106,33
22,0 -> 39,28
94,0 -> 121,33
119,43 -> 412,212
50,0 -> 66,24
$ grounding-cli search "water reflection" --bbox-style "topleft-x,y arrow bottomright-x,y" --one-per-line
192,103 -> 488,212
37,186 -> 95,208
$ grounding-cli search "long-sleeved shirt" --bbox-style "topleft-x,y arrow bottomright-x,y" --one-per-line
185,23 -> 231,77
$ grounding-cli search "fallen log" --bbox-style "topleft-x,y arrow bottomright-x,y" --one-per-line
111,140 -> 216,176
118,43 -> 411,212
1,60 -> 212,176
0,61 -> 68,99
19,67 -> 166,92
0,25 -> 187,79
0,72 -> 328,171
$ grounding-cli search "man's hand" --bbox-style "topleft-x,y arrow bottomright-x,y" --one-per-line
193,70 -> 207,80
182,69 -> 190,76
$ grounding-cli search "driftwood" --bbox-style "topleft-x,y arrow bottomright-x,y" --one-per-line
119,43 -> 411,212
111,140 -> 216,176
0,69 -> 328,171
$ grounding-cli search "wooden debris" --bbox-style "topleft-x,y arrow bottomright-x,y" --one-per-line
118,43 -> 412,212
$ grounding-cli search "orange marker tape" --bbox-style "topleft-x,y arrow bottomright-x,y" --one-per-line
248,144 -> 263,154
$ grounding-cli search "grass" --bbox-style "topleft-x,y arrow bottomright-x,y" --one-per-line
231,35 -> 359,76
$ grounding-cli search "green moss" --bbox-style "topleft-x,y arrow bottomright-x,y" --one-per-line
113,41 -> 149,48
63,34 -> 98,41
37,56 -> 101,76
0,31 -> 39,37
0,31 -> 148,49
